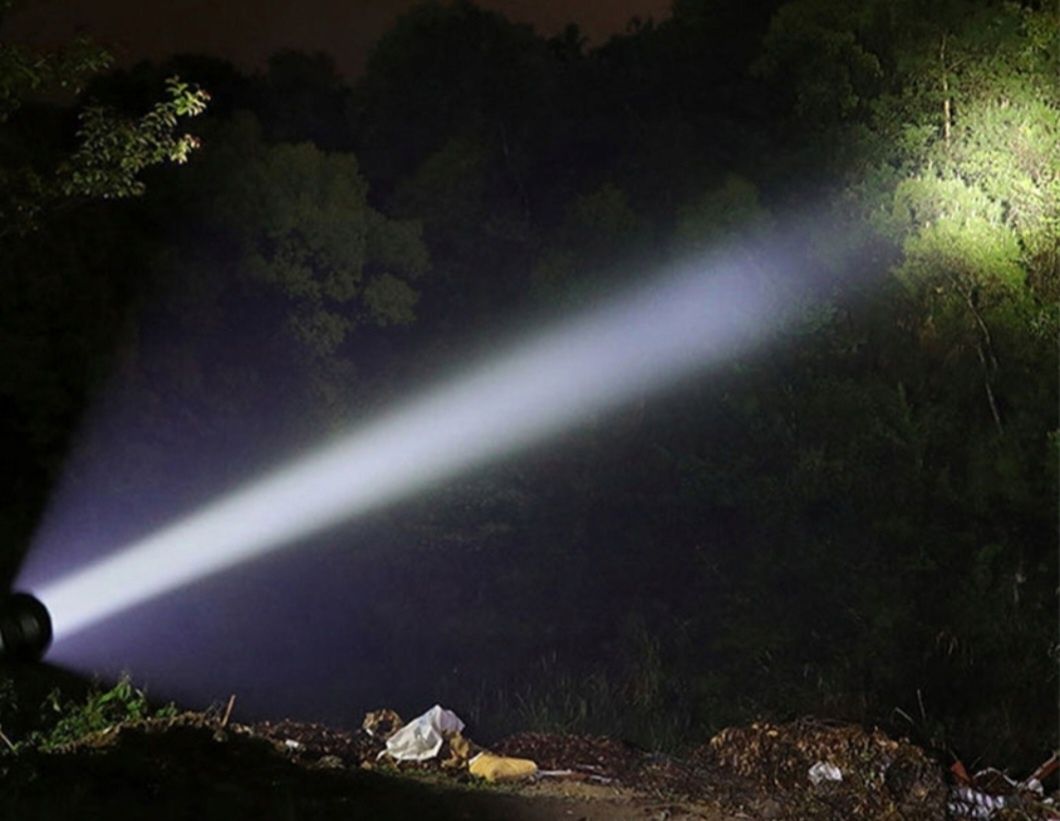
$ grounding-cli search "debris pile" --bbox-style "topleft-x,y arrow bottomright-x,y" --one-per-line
248,718 -> 376,767
947,755 -> 1059,820
699,718 -> 948,819
21,703 -> 1055,819
360,705 -> 539,783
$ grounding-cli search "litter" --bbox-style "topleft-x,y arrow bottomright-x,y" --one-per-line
362,708 -> 403,739
383,705 -> 465,762
947,785 -> 1008,819
536,769 -> 615,784
945,754 -> 1060,820
442,732 -> 473,768
808,761 -> 843,785
469,751 -> 539,782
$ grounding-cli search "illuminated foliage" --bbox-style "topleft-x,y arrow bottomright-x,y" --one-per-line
0,3 -> 208,236
57,77 -> 208,200
738,0 -> 1058,762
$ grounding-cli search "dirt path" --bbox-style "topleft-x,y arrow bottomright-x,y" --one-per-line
481,780 -> 736,820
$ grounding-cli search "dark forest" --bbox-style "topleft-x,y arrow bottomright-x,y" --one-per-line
0,0 -> 1056,792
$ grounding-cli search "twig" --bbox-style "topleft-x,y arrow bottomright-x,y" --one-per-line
1027,752 -> 1059,785
220,694 -> 236,729
946,272 -> 1004,436
0,726 -> 17,753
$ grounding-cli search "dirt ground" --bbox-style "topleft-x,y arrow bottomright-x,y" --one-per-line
0,712 -> 1054,820
0,715 -> 730,821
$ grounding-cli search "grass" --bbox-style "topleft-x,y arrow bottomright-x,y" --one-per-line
16,674 -> 177,752
456,628 -> 713,754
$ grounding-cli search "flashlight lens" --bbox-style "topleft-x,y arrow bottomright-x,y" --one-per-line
0,593 -> 52,662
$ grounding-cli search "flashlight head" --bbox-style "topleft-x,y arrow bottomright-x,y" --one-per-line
0,593 -> 52,662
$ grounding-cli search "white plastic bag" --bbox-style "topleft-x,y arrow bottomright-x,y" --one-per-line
808,760 -> 843,785
384,705 -> 466,762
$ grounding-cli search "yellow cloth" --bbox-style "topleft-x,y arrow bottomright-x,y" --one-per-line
468,751 -> 538,782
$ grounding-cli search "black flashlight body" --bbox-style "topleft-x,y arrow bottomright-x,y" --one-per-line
0,593 -> 52,662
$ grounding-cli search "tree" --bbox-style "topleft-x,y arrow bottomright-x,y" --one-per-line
0,8 -> 209,582
251,50 -> 352,149
531,182 -> 643,308
135,112 -> 428,427
352,0 -> 555,199
0,1 -> 208,236
869,2 -> 1059,433
12,109 -> 432,562
732,0 -> 1058,764
351,3 -> 569,324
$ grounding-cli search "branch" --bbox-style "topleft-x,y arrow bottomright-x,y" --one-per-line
946,270 -> 1004,436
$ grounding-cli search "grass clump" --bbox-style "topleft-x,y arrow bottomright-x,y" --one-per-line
26,674 -> 176,751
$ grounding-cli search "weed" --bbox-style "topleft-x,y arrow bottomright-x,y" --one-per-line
27,674 -> 177,751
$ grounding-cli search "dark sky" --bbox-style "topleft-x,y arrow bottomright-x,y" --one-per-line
3,0 -> 673,79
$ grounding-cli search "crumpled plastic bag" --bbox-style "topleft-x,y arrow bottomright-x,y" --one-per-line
385,705 -> 465,762
808,760 -> 843,785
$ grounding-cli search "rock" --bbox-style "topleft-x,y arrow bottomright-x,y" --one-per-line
755,797 -> 784,819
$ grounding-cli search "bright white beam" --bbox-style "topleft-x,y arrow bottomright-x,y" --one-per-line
32,238 -> 822,642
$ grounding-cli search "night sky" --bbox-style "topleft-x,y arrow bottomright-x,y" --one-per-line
2,0 -> 672,78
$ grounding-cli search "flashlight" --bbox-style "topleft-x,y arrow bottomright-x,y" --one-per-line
0,593 -> 52,661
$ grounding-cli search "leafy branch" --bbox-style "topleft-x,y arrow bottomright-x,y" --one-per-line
0,17 -> 209,238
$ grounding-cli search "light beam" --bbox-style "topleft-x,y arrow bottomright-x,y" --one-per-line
25,230 -> 838,646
